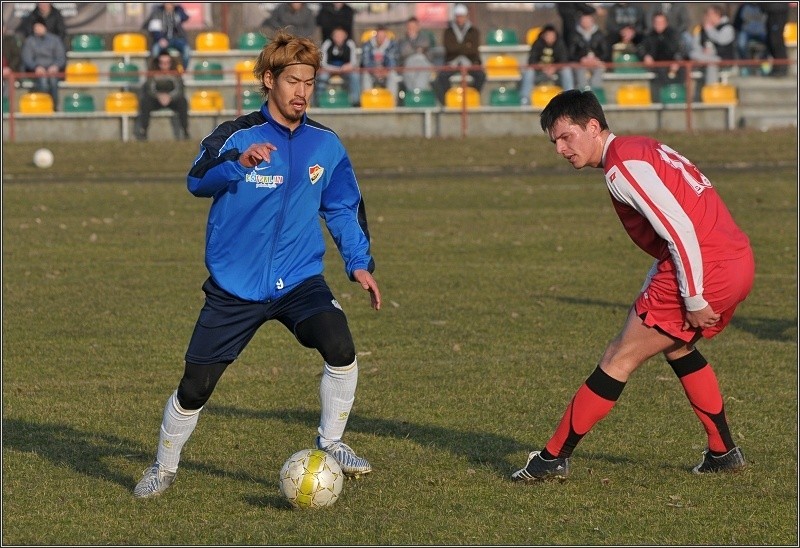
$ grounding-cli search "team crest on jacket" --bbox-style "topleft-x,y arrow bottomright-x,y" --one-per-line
308,164 -> 324,185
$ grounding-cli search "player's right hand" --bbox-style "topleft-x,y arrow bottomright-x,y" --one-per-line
239,143 -> 277,168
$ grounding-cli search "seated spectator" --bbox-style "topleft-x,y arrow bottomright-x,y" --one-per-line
316,2 -> 354,44
262,2 -> 317,41
143,3 -> 191,71
638,12 -> 687,99
645,2 -> 694,56
605,2 -> 647,56
16,3 -> 67,49
568,12 -> 608,91
20,19 -> 65,109
317,26 -> 361,107
397,16 -> 436,93
360,25 -> 401,102
2,25 -> 23,98
688,5 -> 736,86
733,3 -> 769,75
520,24 -> 574,105
134,52 -> 189,141
762,3 -> 790,77
432,3 -> 486,105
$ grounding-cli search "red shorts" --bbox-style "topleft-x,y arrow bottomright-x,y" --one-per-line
634,249 -> 755,343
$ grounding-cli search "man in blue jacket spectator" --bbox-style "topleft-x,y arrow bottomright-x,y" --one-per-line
20,18 -> 65,109
143,3 -> 191,71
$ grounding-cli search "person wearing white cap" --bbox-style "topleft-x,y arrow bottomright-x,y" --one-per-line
432,2 -> 486,104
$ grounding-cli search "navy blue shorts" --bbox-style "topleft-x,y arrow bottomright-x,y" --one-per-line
184,274 -> 346,365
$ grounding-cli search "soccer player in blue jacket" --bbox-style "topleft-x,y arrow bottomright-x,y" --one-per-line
134,31 -> 382,498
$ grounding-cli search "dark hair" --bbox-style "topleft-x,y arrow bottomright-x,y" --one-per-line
539,89 -> 609,133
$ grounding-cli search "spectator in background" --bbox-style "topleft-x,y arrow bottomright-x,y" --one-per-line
688,5 -> 736,86
16,3 -> 67,48
762,2 -> 792,77
568,12 -> 608,91
556,3 -> 601,52
733,3 -> 769,75
638,12 -> 686,100
262,2 -> 317,41
432,3 -> 486,105
134,51 -> 189,141
3,25 -> 23,98
605,2 -> 647,60
20,19 -> 65,109
143,3 -> 191,71
644,3 -> 694,58
519,24 -> 574,105
316,2 -> 354,44
397,16 -> 436,93
360,25 -> 401,101
317,26 -> 361,107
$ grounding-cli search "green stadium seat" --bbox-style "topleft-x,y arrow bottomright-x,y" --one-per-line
63,92 -> 95,113
403,88 -> 436,107
70,33 -> 105,52
194,60 -> 224,81
238,31 -> 268,50
660,83 -> 686,104
590,86 -> 607,104
241,89 -> 262,110
318,88 -> 350,108
613,52 -> 647,74
2,95 -> 9,113
486,28 -> 518,46
489,86 -> 521,106
110,61 -> 140,83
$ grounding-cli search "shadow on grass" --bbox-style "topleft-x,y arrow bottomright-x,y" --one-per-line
208,406 -> 526,476
551,295 -> 795,343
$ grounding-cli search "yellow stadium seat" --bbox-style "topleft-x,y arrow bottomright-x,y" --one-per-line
486,54 -> 521,79
701,83 -> 737,104
195,31 -> 230,52
526,26 -> 542,45
360,29 -> 396,44
444,86 -> 480,108
616,84 -> 652,105
784,22 -> 797,47
531,84 -> 562,107
191,90 -> 225,112
112,32 -> 148,53
65,61 -> 99,83
235,59 -> 258,83
19,92 -> 54,114
360,87 -> 395,109
105,91 -> 138,113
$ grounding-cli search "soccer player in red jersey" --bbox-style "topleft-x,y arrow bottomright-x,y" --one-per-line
512,89 -> 755,482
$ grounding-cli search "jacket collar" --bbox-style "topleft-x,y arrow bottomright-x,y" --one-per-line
261,101 -> 307,137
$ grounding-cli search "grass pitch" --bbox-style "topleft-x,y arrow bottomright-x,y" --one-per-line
2,129 -> 797,545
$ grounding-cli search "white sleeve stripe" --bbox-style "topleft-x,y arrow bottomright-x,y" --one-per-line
612,159 -> 704,299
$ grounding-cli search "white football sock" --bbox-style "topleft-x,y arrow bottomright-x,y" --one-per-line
155,390 -> 201,473
317,359 -> 358,446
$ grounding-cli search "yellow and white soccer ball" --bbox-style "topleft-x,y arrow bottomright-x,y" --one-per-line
278,448 -> 344,509
33,148 -> 54,169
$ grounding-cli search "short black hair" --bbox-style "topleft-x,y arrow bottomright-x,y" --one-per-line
539,89 -> 609,133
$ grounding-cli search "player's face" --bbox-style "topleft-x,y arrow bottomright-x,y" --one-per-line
547,117 -> 603,169
264,63 -> 316,129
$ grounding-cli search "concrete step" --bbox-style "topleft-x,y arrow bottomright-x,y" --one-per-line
737,107 -> 798,130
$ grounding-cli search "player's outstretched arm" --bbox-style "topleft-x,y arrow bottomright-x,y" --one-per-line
353,269 -> 381,311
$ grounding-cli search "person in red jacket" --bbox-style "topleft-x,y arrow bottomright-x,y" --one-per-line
512,89 -> 754,482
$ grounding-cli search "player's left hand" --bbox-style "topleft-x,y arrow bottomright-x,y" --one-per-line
353,269 -> 381,311
683,305 -> 720,331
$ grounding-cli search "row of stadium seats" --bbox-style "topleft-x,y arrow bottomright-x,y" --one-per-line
61,59 -> 258,83
6,81 -> 738,114
72,31 -> 267,54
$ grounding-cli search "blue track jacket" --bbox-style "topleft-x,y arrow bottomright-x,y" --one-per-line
187,103 -> 375,302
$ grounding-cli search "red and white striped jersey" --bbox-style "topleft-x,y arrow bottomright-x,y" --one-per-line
601,134 -> 751,311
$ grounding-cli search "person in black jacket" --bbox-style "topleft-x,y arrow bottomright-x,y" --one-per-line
316,2 -> 355,44
16,3 -> 67,49
133,52 -> 189,141
520,24 -> 574,105
568,12 -> 609,90
762,2 -> 791,76
638,12 -> 686,100
556,3 -> 601,53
